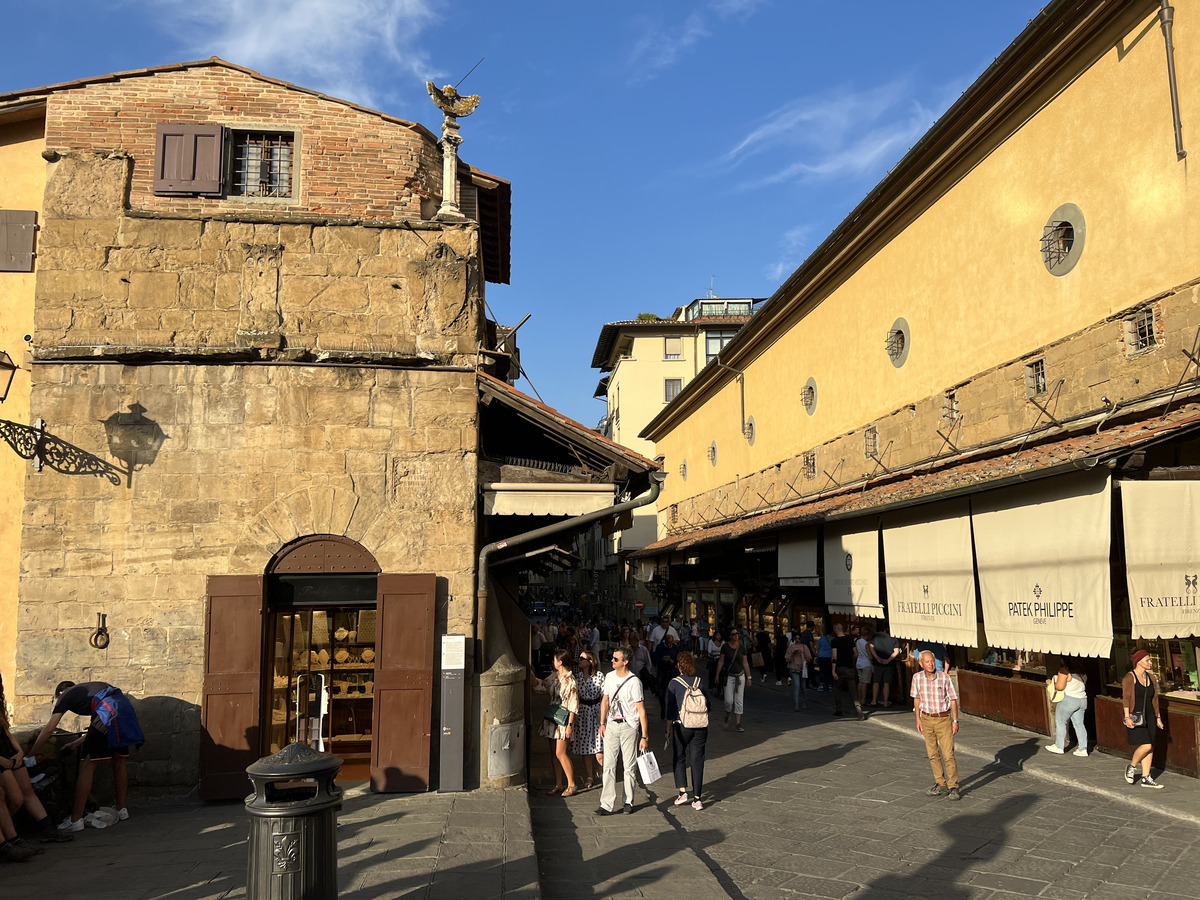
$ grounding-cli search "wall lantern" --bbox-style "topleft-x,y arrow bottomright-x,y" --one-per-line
102,403 -> 166,487
0,352 -> 17,402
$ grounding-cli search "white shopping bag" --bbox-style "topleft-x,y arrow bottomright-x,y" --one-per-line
636,749 -> 662,784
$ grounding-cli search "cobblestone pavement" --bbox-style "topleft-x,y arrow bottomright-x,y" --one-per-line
530,675 -> 1200,899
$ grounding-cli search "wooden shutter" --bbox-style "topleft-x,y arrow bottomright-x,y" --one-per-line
371,573 -> 436,792
0,210 -> 37,272
154,123 -> 224,195
200,575 -> 264,800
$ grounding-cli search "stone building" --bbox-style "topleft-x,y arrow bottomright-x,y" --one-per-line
634,0 -> 1200,775
0,58 -> 653,795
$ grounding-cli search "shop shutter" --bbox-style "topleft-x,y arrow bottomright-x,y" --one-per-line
200,575 -> 265,800
371,573 -> 436,792
154,123 -> 224,195
0,210 -> 37,272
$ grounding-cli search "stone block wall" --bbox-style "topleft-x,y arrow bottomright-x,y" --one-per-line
32,152 -> 483,363
40,63 -> 441,220
14,363 -> 478,788
668,281 -> 1200,535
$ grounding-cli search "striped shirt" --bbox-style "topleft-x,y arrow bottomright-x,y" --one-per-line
910,669 -> 957,714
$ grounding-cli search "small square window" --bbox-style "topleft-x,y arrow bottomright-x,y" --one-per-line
230,131 -> 294,198
664,337 -> 682,360
864,425 -> 878,458
1025,359 -> 1048,397
665,378 -> 682,402
1124,308 -> 1157,355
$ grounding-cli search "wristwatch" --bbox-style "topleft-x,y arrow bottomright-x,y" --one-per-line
952,718 -> 959,723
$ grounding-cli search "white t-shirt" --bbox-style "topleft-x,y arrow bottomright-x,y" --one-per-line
603,671 -> 644,722
856,638 -> 872,668
1064,674 -> 1087,699
649,625 -> 680,646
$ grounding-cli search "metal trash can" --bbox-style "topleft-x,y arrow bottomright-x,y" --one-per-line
245,743 -> 343,899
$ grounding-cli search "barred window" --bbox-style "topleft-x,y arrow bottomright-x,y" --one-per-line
1125,307 -> 1157,355
1025,359 -> 1048,397
864,425 -> 879,458
802,451 -> 816,480
231,131 -> 294,198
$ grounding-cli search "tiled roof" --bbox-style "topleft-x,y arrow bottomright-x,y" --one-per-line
632,402 -> 1200,558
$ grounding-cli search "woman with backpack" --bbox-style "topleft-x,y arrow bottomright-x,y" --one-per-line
665,651 -> 708,810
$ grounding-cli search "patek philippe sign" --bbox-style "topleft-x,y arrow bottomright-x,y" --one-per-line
972,474 -> 1112,657
883,500 -> 978,646
823,524 -> 883,616
1121,480 -> 1200,639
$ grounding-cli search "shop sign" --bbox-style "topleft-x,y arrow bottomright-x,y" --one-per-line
972,474 -> 1112,657
1121,480 -> 1200,639
882,500 -> 978,647
823,523 -> 884,617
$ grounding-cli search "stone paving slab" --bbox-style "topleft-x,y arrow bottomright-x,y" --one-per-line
0,784 -> 539,899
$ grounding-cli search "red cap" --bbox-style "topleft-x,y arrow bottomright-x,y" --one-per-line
1130,649 -> 1150,666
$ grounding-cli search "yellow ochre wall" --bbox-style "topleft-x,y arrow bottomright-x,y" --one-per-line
655,8 -> 1200,508
0,115 -> 44,712
607,329 -> 701,458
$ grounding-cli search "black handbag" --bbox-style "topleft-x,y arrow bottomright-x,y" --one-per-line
543,703 -> 570,726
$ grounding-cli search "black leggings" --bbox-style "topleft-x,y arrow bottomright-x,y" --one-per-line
671,724 -> 708,799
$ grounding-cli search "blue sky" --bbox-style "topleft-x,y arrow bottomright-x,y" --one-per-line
4,1 -> 1045,426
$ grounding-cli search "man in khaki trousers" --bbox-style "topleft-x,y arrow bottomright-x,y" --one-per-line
911,650 -> 961,801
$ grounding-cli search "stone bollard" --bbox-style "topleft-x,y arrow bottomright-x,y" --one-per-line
245,743 -> 343,899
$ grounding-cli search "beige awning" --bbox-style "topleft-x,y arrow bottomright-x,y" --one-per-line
1120,480 -> 1200,639
972,474 -> 1112,657
779,530 -> 819,587
482,483 -> 614,516
882,500 -> 978,647
824,524 -> 884,618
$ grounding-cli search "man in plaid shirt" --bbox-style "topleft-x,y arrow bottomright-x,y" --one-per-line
911,649 -> 961,800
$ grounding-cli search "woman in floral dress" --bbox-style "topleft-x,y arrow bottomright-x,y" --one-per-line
571,649 -> 605,789
536,649 -> 579,796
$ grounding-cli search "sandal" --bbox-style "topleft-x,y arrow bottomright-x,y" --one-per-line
545,786 -> 563,796
561,785 -> 578,797
583,778 -> 594,791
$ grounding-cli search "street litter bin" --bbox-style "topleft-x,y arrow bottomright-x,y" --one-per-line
245,743 -> 343,899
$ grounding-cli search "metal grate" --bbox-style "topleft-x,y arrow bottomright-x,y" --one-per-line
864,425 -> 879,458
942,390 -> 960,423
1041,221 -> 1074,269
885,328 -> 906,362
231,132 -> 294,197
1025,359 -> 1048,397
802,451 -> 816,480
1127,307 -> 1157,353
802,384 -> 816,413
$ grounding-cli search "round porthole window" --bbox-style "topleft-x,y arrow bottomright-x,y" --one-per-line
1041,203 -> 1085,276
886,317 -> 911,368
802,377 -> 818,416
744,416 -> 756,446
707,441 -> 718,466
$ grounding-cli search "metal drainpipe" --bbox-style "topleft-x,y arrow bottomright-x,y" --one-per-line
474,469 -> 665,787
475,469 -> 665,671
1160,1 -> 1187,161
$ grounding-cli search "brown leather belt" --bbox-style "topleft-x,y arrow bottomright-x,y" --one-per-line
921,710 -> 951,718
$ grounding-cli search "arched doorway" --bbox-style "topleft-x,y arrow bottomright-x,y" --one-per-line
265,536 -> 381,782
200,537 -> 436,799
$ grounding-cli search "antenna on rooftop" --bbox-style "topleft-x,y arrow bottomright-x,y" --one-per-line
456,58 -> 485,89
707,275 -> 720,299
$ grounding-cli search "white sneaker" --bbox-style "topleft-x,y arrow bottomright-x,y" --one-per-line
57,817 -> 84,833
1044,744 -> 1065,755
1124,765 -> 1137,784
775,680 -> 782,686
691,799 -> 703,810
116,808 -> 129,821
1140,775 -> 1164,789
1072,748 -> 1088,758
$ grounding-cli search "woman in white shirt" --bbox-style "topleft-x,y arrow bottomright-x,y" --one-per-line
1046,665 -> 1089,757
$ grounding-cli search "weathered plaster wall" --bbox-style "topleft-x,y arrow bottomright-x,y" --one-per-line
15,363 -> 478,787
0,115 -> 44,713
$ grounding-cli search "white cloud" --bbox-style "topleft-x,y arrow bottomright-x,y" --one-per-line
713,80 -> 937,190
765,224 -> 813,283
626,0 -> 768,84
143,0 -> 439,108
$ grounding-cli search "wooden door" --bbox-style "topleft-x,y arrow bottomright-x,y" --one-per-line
200,575 -> 265,800
371,573 -> 436,792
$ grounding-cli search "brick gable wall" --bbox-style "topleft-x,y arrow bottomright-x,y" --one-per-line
42,66 -> 442,220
